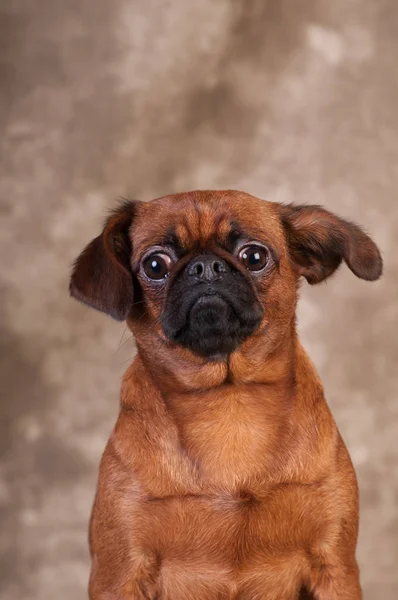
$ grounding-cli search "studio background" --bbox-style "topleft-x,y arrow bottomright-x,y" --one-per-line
0,1 -> 397,599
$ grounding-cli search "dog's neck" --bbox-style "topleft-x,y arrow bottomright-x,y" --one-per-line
120,325 -> 328,489
124,319 -> 298,403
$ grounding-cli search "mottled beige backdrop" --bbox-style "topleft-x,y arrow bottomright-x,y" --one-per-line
0,1 -> 397,598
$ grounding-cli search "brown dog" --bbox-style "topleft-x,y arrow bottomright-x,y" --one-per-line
70,190 -> 382,600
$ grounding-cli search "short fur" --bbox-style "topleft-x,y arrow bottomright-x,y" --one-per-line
70,190 -> 382,600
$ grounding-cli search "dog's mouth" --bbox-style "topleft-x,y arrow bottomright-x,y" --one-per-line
190,291 -> 236,317
162,289 -> 263,359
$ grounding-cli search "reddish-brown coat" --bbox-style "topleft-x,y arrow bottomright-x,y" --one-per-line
70,191 -> 381,600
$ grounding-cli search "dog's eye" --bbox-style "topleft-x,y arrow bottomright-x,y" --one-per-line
143,254 -> 173,280
238,245 -> 269,272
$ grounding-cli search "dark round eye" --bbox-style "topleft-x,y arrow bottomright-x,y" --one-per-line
143,253 -> 173,280
238,245 -> 269,271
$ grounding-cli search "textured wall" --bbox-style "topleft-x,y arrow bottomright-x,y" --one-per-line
0,1 -> 397,598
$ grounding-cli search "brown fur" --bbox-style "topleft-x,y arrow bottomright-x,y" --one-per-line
70,190 -> 382,599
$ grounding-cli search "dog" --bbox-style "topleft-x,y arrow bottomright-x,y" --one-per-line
70,190 -> 382,600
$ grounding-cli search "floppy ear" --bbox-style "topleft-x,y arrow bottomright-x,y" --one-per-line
280,204 -> 382,284
69,200 -> 137,320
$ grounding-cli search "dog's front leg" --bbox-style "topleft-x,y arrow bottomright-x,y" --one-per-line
88,442 -> 161,600
89,550 -> 160,600
304,560 -> 361,600
302,507 -> 362,600
302,433 -> 362,600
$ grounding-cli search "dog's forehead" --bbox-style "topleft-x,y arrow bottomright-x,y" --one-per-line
132,190 -> 283,254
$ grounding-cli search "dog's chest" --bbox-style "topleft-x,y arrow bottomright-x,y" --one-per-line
171,385 -> 282,489
126,386 -> 317,597
132,484 -> 319,599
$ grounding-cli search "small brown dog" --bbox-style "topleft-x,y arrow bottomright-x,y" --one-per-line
70,190 -> 382,600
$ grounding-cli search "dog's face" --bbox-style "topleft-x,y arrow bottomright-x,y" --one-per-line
70,190 -> 382,366
130,193 -> 285,360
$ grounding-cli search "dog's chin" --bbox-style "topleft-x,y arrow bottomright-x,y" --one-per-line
162,294 -> 262,360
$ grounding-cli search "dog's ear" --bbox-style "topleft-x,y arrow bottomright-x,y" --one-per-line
280,204 -> 382,284
69,200 -> 137,320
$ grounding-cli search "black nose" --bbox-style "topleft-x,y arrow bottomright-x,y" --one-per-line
187,254 -> 228,282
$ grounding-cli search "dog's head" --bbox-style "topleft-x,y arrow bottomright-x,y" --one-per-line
70,191 -> 382,364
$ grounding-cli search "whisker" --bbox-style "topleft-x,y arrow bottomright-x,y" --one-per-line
115,326 -> 128,353
116,333 -> 135,352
